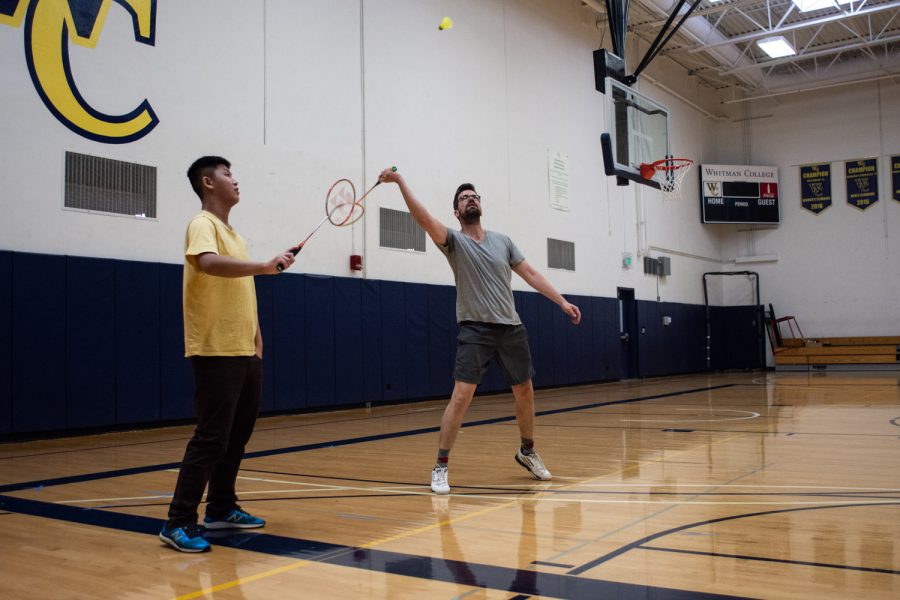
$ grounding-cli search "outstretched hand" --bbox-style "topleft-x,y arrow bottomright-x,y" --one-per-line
378,167 -> 402,185
561,301 -> 581,325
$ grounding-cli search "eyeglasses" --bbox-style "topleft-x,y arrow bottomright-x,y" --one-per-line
458,194 -> 481,202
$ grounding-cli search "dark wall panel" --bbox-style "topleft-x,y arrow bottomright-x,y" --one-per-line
66,256 -> 116,428
426,285 -> 455,398
115,261 -> 160,424
404,283 -> 430,400
271,274 -> 305,410
160,263 -> 193,420
600,297 -> 621,380
361,280 -> 383,403
304,276 -> 336,408
0,252 -> 11,434
12,253 -> 66,433
380,281 -> 408,402
534,295 -> 556,387
334,278 -> 365,406
255,276 -> 275,412
569,295 -> 595,383
709,305 -> 765,370
637,300 -> 706,378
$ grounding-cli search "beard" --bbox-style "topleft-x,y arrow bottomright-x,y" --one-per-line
458,203 -> 481,225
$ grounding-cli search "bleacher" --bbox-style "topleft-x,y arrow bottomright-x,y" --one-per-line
768,306 -> 900,371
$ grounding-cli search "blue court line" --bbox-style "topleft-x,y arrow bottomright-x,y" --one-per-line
0,494 -> 746,599
0,384 -> 734,495
567,501 -> 900,576
640,545 -> 900,576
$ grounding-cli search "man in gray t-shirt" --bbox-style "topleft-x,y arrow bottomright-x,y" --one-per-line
380,168 -> 581,495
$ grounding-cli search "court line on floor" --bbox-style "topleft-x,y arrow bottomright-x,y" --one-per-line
0,384 -> 736,495
0,492 -> 747,600
640,545 -> 900,576
567,501 -> 900,576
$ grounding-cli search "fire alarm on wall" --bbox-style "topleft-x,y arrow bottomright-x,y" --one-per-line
350,255 -> 363,271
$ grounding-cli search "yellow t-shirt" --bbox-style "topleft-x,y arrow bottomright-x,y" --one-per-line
183,211 -> 258,357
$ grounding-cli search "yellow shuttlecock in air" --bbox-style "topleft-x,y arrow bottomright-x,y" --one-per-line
438,16 -> 454,31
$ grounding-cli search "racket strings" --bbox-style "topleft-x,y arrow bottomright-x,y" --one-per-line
326,180 -> 364,226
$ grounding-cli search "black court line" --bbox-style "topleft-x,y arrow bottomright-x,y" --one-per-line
567,501 -> 900,576
0,494 -> 746,600
640,546 -> 900,576
0,384 -> 735,494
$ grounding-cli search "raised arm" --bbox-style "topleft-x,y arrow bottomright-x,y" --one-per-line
378,168 -> 448,246
512,259 -> 581,325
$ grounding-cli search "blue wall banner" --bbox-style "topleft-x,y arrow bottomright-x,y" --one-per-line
892,155 -> 900,203
800,163 -> 832,214
845,158 -> 878,210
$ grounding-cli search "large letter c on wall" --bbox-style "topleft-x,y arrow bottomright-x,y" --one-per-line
25,0 -> 158,144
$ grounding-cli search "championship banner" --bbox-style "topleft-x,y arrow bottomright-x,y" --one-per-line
892,155 -> 900,203
845,158 -> 878,210
800,163 -> 831,214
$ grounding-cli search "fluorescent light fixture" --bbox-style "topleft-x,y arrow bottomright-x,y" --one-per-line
790,0 -> 853,12
757,35 -> 796,58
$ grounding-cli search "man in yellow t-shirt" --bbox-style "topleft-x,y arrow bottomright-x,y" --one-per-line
160,156 -> 297,553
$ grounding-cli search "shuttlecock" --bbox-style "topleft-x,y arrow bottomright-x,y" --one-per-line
438,16 -> 454,31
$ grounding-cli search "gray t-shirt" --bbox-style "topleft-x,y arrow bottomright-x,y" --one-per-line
437,228 -> 525,324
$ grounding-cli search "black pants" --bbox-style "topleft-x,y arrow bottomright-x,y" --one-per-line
166,355 -> 262,528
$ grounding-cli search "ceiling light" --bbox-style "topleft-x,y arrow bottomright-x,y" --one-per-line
757,36 -> 796,58
790,0 -> 853,12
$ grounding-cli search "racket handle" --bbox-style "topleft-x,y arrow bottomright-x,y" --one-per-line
275,244 -> 303,272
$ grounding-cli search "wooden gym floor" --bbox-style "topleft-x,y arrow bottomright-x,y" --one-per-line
1,371 -> 898,599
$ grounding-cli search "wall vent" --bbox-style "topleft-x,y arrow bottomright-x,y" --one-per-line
379,207 -> 426,252
547,238 -> 575,271
64,151 -> 157,218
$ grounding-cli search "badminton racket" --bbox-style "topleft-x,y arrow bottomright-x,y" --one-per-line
277,168 -> 395,271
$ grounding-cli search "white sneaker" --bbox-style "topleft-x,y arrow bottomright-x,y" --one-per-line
431,465 -> 450,494
515,450 -> 552,481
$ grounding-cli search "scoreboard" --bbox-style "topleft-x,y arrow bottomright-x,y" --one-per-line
700,164 -> 780,224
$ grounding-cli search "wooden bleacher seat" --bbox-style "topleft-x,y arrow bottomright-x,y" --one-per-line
767,305 -> 900,371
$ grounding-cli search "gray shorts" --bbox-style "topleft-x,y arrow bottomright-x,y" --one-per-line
454,321 -> 535,386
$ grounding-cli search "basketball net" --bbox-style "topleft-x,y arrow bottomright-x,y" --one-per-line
640,158 -> 694,202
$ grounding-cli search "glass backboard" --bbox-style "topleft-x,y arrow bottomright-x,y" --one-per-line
601,78 -> 670,188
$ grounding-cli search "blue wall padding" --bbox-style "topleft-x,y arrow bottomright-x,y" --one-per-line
114,260 -> 160,424
361,280 -> 383,403
12,253 -> 67,432
636,300 -> 707,377
567,295 -> 592,383
333,278 -> 365,406
255,276 -> 275,412
404,283 -> 430,400
0,251 -> 12,434
159,263 -> 193,420
304,276 -> 337,408
426,285 -> 455,398
66,256 -> 116,428
598,297 -> 621,381
533,295 -> 556,387
271,273 -> 306,410
1,251 -> 751,437
379,280 -> 409,402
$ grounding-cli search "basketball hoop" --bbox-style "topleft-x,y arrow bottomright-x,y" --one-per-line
640,157 -> 694,201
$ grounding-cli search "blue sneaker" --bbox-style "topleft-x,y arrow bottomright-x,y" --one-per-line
159,524 -> 210,553
203,508 -> 265,530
